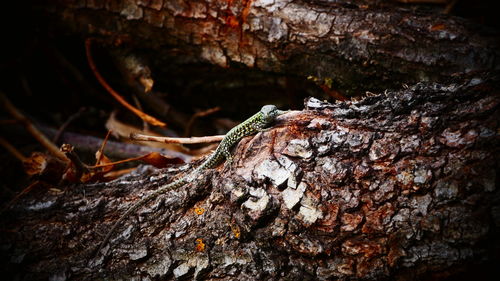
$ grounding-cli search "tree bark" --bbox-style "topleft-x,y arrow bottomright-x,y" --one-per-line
1,75 -> 499,280
2,1 -> 499,280
39,0 -> 499,94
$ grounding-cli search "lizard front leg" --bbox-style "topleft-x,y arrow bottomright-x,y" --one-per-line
251,121 -> 269,133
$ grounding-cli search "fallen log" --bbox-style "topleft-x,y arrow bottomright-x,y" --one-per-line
1,74 -> 498,280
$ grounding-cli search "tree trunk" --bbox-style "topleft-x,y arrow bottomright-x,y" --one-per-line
39,0 -> 499,94
1,75 -> 499,280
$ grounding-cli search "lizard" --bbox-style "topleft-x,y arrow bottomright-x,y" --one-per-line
95,105 -> 288,257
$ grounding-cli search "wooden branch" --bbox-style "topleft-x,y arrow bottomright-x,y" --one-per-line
184,106 -> 221,137
130,132 -> 224,145
40,125 -> 193,162
43,0 -> 499,93
0,137 -> 27,162
0,92 -> 69,162
1,75 -> 498,280
85,38 -> 167,127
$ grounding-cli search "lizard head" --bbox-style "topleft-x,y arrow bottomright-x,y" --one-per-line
260,105 -> 288,124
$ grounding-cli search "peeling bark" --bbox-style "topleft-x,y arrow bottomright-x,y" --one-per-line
1,75 -> 499,280
39,0 -> 499,94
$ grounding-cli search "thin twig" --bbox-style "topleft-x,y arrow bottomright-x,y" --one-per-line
132,94 -> 149,131
0,92 -> 69,162
39,125 -> 192,162
90,154 -> 150,168
0,119 -> 19,125
184,106 -> 221,137
61,144 -> 89,181
104,111 -> 189,153
443,0 -> 458,14
19,74 -> 33,97
130,133 -> 224,144
95,130 -> 112,166
85,38 -> 166,127
53,107 -> 86,143
0,181 -> 40,216
0,137 -> 27,162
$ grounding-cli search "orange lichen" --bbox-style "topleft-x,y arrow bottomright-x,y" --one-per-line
194,207 -> 205,215
231,224 -> 241,238
226,15 -> 240,28
220,0 -> 255,47
241,0 -> 253,24
430,23 -> 446,31
195,238 -> 205,252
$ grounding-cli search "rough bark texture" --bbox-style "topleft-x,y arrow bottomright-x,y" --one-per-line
42,0 -> 499,94
1,75 -> 499,280
2,1 -> 499,280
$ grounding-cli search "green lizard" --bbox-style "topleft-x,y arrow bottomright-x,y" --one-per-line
95,105 -> 287,257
